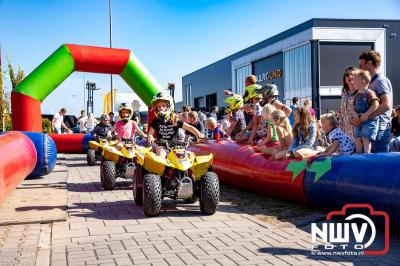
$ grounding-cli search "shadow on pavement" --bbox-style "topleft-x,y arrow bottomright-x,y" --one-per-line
258,247 -> 352,263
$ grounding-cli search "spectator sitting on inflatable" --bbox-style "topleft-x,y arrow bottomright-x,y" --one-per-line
263,110 -> 294,159
236,87 -> 264,144
255,104 -> 279,148
220,110 -> 231,133
260,84 -> 292,117
147,92 -> 205,158
91,114 -> 112,142
316,113 -> 355,157
206,117 -> 225,140
224,95 -> 246,140
352,70 -> 379,154
389,106 -> 400,151
108,103 -> 147,150
186,111 -> 205,141
224,75 -> 261,125
285,107 -> 324,159
180,111 -> 191,124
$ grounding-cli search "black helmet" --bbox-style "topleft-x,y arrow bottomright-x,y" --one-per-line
260,84 -> 279,98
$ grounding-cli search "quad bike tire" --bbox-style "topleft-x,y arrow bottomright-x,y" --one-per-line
87,148 -> 96,166
200,172 -> 220,215
143,173 -> 162,217
100,160 -> 116,190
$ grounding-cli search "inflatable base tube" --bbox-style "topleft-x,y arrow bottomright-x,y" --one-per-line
0,132 -> 37,204
304,154 -> 400,226
189,141 -> 309,204
49,133 -> 93,153
22,132 -> 57,178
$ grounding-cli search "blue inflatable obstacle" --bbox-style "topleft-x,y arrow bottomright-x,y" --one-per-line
22,132 -> 57,178
304,153 -> 400,226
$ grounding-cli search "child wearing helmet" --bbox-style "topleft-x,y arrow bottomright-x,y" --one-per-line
235,89 -> 264,144
224,95 -> 246,140
224,75 -> 260,124
91,114 -> 112,141
108,103 -> 147,149
148,92 -> 205,158
260,84 -> 292,117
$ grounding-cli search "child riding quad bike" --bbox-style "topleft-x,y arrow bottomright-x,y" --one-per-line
100,138 -> 149,190
87,114 -> 116,166
134,92 -> 220,217
99,103 -> 148,190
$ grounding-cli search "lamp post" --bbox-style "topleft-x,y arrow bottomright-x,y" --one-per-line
109,0 -> 114,113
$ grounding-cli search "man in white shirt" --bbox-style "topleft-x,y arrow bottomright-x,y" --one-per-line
52,108 -> 71,134
77,110 -> 88,133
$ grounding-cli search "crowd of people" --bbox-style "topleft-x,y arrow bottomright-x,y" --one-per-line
174,49 -> 396,159
51,49 -> 396,159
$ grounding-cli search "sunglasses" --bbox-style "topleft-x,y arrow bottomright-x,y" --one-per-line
344,73 -> 353,77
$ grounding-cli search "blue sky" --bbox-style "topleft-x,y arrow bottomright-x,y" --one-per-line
1,0 -> 399,116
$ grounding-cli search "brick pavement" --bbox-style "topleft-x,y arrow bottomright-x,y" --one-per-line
1,154 -> 399,266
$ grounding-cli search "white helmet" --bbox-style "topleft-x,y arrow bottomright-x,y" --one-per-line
118,103 -> 133,122
151,92 -> 174,122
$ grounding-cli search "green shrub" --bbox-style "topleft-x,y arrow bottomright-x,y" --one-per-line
42,118 -> 52,134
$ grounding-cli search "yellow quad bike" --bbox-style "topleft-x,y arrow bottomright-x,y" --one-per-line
100,139 -> 150,190
87,137 -> 118,166
134,139 -> 220,217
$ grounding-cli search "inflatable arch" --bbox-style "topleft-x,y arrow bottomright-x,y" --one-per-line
12,44 -> 162,132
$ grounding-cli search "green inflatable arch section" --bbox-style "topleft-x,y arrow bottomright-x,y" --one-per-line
13,43 -> 162,106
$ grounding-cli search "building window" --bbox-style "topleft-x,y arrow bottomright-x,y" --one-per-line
283,43 -> 312,103
234,64 -> 251,95
206,93 -> 217,110
194,96 -> 204,108
185,84 -> 192,106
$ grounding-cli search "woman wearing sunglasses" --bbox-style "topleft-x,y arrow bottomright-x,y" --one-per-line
338,66 -> 358,140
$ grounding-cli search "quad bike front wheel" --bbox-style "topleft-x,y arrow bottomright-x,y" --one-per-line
200,172 -> 220,215
143,173 -> 162,217
87,148 -> 96,166
100,160 -> 116,190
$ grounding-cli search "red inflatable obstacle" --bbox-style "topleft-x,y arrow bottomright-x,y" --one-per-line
49,133 -> 93,153
11,92 -> 42,132
0,132 -> 37,204
189,140 -> 309,204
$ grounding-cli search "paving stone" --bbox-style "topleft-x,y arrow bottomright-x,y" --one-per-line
2,154 -> 400,266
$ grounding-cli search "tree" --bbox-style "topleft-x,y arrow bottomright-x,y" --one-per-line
0,57 -> 25,131
42,118 -> 52,133
7,56 -> 25,89
1,90 -> 12,131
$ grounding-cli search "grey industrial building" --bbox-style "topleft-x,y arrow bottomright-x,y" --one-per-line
180,18 -> 400,116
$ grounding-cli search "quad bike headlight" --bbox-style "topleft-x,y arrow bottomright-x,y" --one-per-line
174,151 -> 186,159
